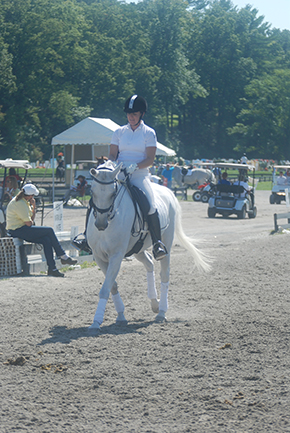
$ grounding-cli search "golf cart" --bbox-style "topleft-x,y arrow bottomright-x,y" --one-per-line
0,159 -> 32,237
207,163 -> 257,219
269,165 -> 290,204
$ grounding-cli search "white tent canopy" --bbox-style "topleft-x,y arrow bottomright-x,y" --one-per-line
51,117 -> 176,157
51,117 -> 176,200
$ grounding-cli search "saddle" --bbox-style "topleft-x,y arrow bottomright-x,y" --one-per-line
124,182 -> 150,257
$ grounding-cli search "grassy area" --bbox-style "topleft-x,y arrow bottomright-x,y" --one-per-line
256,181 -> 271,190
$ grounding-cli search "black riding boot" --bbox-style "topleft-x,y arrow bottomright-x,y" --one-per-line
72,205 -> 92,254
147,210 -> 168,261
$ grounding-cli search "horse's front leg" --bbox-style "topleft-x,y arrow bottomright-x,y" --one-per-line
89,253 -> 125,330
111,281 -> 127,325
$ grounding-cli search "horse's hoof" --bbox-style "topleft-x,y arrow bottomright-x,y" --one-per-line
88,321 -> 101,332
116,312 -> 128,325
155,310 -> 167,322
151,298 -> 159,314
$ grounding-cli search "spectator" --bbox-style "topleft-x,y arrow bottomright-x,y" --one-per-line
4,176 -> 20,202
161,163 -> 174,188
6,184 -> 77,277
277,171 -> 287,185
240,153 -> 248,164
8,168 -> 22,186
218,172 -> 231,185
62,175 -> 88,205
285,169 -> 290,184
56,153 -> 65,182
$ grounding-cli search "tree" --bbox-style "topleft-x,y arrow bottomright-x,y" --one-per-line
228,69 -> 290,159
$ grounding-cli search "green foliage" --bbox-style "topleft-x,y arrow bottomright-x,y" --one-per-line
0,0 -> 289,161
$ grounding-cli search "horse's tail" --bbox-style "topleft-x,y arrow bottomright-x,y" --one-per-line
174,199 -> 211,272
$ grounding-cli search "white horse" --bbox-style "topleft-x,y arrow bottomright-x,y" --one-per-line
87,161 -> 210,330
172,166 -> 215,187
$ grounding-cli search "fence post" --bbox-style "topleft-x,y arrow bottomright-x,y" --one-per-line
274,213 -> 278,232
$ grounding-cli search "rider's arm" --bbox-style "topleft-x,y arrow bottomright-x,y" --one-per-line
108,144 -> 119,162
137,146 -> 156,170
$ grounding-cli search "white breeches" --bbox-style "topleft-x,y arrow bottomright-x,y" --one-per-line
122,169 -> 156,215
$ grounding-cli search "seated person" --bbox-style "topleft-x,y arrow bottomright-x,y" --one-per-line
6,184 -> 77,277
218,172 -> 230,185
233,174 -> 253,206
8,168 -> 22,186
277,171 -> 287,185
3,176 -> 20,203
285,169 -> 290,184
62,175 -> 88,204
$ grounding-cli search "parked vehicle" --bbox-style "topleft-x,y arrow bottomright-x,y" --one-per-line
269,165 -> 290,204
207,163 -> 257,219
192,182 -> 210,201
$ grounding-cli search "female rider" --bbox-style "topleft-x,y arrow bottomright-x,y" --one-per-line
73,95 -> 167,261
108,94 -> 167,261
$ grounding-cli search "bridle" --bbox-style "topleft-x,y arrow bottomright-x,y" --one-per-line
91,167 -> 123,217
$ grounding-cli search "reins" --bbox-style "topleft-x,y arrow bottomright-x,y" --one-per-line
91,168 -> 144,236
91,167 -> 125,217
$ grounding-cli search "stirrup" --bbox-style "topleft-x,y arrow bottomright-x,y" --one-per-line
71,234 -> 92,254
152,242 -> 168,261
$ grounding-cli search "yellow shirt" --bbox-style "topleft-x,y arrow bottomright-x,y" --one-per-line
6,197 -> 33,230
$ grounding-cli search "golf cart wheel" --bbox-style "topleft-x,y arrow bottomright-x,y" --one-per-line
201,193 -> 209,203
269,194 -> 275,204
249,206 -> 257,219
237,205 -> 246,219
193,191 -> 202,202
208,208 -> 216,218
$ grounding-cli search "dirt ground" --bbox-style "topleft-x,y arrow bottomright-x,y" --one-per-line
1,190 -> 290,432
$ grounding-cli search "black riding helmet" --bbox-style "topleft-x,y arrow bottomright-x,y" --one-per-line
124,95 -> 147,113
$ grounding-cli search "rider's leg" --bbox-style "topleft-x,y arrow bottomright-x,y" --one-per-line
147,210 -> 168,260
72,201 -> 92,253
131,172 -> 167,261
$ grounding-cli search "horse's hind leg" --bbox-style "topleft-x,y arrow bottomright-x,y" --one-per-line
155,252 -> 171,322
135,251 -> 159,313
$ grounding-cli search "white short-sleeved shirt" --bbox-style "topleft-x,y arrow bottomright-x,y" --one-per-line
111,120 -> 157,165
233,180 -> 250,197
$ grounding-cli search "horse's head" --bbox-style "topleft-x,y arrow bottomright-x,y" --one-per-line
90,162 -> 122,231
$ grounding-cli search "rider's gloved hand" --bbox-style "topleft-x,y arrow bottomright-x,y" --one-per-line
123,162 -> 138,174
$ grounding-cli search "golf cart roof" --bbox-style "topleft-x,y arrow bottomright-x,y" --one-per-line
194,161 -> 215,167
76,160 -> 96,163
0,159 -> 32,169
214,162 -> 255,171
273,165 -> 290,170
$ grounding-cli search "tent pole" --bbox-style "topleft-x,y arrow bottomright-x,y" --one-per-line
52,145 -> 55,202
70,144 -> 74,186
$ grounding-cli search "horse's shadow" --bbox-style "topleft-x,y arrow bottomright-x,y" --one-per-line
38,320 -> 157,346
